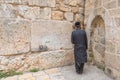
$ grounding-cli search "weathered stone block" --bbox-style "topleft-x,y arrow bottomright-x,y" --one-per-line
59,3 -> 71,12
71,7 -> 79,13
95,0 -> 102,8
69,0 -> 78,6
109,8 -> 120,17
18,5 -> 40,20
105,53 -> 120,71
39,0 -> 56,7
64,12 -> 73,21
106,41 -> 115,53
75,14 -> 84,21
40,8 -> 51,20
21,0 -> 56,7
0,19 -> 30,55
115,18 -> 120,27
0,50 -> 74,71
0,0 -> 4,3
95,44 -> 105,56
36,50 -> 74,70
4,0 -> 22,4
31,20 -> 73,51
52,11 -> 63,20
0,4 -> 17,18
103,0 -> 117,9
119,0 -> 120,7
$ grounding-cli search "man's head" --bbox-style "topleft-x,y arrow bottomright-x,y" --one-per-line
75,22 -> 81,29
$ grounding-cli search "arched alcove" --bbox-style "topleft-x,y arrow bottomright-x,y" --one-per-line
90,15 -> 105,67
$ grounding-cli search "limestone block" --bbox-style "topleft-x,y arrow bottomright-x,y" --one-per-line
95,0 -> 102,8
40,8 -> 51,20
64,12 -> 73,21
0,19 -> 30,55
69,0 -> 78,6
21,0 -> 55,7
95,44 -> 105,56
56,0 -> 62,3
18,73 -> 35,80
106,41 -> 115,53
71,7 -> 79,13
59,3 -> 71,12
0,49 -> 74,71
109,8 -> 120,17
52,11 -> 63,20
0,0 -> 4,3
35,50 -> 74,70
1,76 -> 18,80
31,20 -> 73,51
75,14 -> 84,21
4,0 -> 21,4
17,5 -> 40,20
0,4 -> 17,18
115,18 -> 120,27
39,0 -> 56,7
119,0 -> 120,7
27,0 -> 40,6
63,0 -> 84,6
103,0 -> 117,9
105,53 -> 120,71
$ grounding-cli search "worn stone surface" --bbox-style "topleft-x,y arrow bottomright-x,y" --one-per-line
64,12 -> 73,21
31,20 -> 73,51
0,19 -> 30,55
59,3 -> 71,12
105,53 -> 120,71
0,50 -> 74,71
1,65 -> 113,80
52,11 -> 63,20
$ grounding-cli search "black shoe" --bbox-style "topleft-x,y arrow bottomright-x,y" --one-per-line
76,71 -> 82,74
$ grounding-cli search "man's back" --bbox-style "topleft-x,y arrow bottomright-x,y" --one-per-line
71,29 -> 87,49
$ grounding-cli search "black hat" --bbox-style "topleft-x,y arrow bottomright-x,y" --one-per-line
75,22 -> 80,26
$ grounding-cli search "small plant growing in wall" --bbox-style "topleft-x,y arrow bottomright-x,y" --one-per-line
0,70 -> 23,79
29,68 -> 39,72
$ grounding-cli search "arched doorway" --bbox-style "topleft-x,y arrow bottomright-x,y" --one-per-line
90,15 -> 105,67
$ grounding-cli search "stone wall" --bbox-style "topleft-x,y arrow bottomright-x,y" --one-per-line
85,0 -> 120,79
0,0 -> 85,71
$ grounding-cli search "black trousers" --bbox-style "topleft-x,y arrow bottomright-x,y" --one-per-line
75,62 -> 84,74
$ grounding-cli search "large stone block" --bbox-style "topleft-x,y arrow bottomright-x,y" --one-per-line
95,44 -> 105,56
59,3 -> 71,12
22,0 -> 39,6
109,8 -> 120,17
64,12 -> 73,21
105,53 -> 120,71
39,0 -> 56,7
119,0 -> 120,7
17,5 -> 40,20
52,11 -> 63,20
4,0 -> 22,4
30,50 -> 74,70
0,19 -> 30,55
31,20 -> 73,51
103,0 -> 117,9
21,0 -> 56,7
106,41 -> 115,53
0,50 -> 74,71
0,4 -> 17,18
40,8 -> 51,20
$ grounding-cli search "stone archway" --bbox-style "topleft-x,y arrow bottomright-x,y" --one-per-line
90,15 -> 105,67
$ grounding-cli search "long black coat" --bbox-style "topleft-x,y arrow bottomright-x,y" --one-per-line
71,29 -> 88,63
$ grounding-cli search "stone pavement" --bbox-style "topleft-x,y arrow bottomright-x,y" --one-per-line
1,65 -> 113,80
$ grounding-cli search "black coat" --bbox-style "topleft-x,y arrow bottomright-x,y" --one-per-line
71,29 -> 88,63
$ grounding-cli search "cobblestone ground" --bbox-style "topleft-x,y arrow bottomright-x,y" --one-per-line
1,65 -> 113,80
